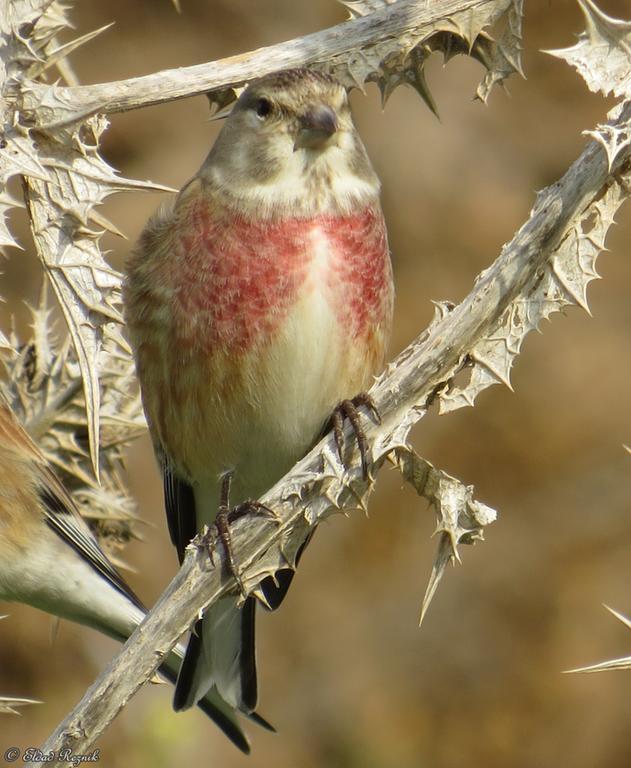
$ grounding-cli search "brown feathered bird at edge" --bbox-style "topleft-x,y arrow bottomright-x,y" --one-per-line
0,395 -> 262,751
124,68 -> 394,750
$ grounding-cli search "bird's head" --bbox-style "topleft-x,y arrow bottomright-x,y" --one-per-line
202,69 -> 380,217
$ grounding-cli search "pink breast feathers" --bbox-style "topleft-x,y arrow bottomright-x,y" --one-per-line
172,200 -> 392,353
322,205 -> 392,340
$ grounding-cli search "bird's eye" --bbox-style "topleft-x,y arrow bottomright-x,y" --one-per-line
255,98 -> 272,119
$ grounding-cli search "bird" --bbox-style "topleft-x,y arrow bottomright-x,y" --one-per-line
0,395 -> 264,752
124,67 -> 394,740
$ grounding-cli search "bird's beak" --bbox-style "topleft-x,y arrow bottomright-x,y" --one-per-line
294,105 -> 338,151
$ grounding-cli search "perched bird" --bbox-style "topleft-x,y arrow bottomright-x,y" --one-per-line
0,397 -> 262,752
124,68 -> 394,738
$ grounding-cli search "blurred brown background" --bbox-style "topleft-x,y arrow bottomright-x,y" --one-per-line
2,1 -> 631,766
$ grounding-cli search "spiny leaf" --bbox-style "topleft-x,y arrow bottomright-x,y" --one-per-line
0,129 -> 50,250
475,0 -> 524,102
22,115 -> 169,477
30,23 -> 115,79
6,1 -> 73,73
395,447 -> 496,624
332,0 -> 522,109
546,0 -> 631,100
0,192 -> 22,251
0,130 -> 49,185
3,2 -> 168,477
584,101 -> 631,171
336,0 -> 523,109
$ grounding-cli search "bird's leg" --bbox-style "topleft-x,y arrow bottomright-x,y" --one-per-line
329,392 -> 381,480
206,471 -> 280,597
213,471 -> 244,594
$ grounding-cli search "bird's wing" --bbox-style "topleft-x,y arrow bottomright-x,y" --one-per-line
38,479 -> 145,613
162,459 -> 197,564
0,401 -> 144,612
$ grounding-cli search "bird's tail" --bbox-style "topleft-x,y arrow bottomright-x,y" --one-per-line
172,596 -> 258,717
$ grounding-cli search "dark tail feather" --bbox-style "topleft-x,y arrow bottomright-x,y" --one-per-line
195,695 -> 250,754
173,619 -> 204,712
248,711 -> 276,732
240,597 -> 257,710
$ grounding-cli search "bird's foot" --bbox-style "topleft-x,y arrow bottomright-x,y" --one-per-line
329,392 -> 381,479
227,499 -> 281,527
202,471 -> 280,597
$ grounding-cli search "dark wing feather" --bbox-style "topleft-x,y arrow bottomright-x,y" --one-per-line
40,485 -> 145,613
173,618 -> 204,712
162,461 -> 197,564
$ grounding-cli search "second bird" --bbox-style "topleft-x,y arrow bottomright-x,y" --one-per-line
124,68 -> 394,739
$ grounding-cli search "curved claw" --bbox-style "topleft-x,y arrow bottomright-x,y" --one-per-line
330,392 -> 380,480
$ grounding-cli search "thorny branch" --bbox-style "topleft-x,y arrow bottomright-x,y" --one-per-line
20,0 -> 518,127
